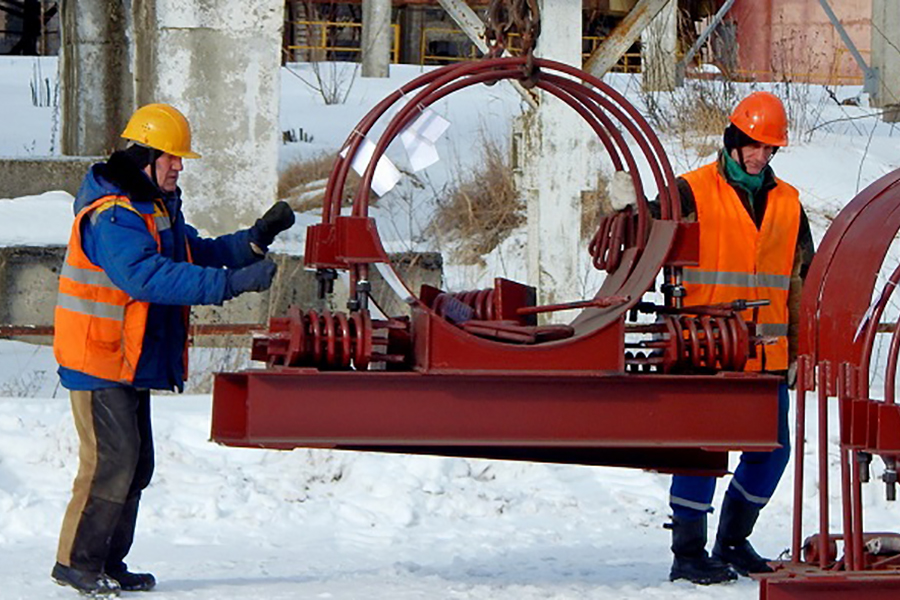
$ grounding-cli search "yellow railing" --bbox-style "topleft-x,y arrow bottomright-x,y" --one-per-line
420,27 -> 482,64
419,28 -> 641,72
286,20 -> 400,63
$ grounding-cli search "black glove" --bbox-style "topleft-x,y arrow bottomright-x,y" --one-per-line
249,201 -> 295,251
224,260 -> 277,300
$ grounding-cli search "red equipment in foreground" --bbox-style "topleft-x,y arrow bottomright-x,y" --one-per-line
757,170 -> 900,598
211,57 -> 783,474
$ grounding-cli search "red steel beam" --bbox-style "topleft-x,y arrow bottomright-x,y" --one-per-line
760,573 -> 900,600
211,369 -> 782,470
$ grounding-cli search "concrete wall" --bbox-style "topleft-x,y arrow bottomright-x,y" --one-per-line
523,0 -> 598,320
60,0 -> 132,156
0,246 -> 443,347
0,156 -> 99,198
132,0 -> 283,237
732,0 -> 871,84
871,0 -> 900,111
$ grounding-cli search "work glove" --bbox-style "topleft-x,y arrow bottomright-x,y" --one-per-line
249,201 -> 296,253
224,259 -> 277,300
607,170 -> 637,212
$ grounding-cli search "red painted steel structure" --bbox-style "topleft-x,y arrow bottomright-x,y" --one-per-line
211,57 -> 783,479
757,170 -> 900,598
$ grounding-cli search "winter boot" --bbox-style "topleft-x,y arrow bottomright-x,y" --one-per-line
669,515 -> 738,585
105,567 -> 156,592
713,493 -> 774,575
51,562 -> 121,597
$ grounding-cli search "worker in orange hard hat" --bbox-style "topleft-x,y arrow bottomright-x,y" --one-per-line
610,91 -> 815,584
51,104 -> 296,596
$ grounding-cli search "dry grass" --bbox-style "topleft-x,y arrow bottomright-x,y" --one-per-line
278,153 -> 361,213
430,136 -> 523,265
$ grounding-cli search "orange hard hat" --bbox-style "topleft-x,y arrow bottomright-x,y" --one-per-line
730,92 -> 788,147
121,103 -> 201,158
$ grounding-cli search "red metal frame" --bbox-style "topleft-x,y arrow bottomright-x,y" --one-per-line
760,169 -> 900,599
210,58 -> 798,588
213,58 -> 781,465
213,369 -> 781,474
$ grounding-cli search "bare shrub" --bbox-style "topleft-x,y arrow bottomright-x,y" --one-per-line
642,77 -> 736,164
429,136 -> 523,265
278,153 -> 361,213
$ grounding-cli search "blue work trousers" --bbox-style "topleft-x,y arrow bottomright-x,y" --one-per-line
670,382 -> 790,520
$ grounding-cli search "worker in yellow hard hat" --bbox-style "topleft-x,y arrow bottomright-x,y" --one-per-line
51,104 -> 296,596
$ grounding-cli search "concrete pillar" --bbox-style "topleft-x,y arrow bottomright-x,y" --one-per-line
132,0 -> 283,236
362,0 -> 392,77
872,0 -> 900,116
522,0 -> 595,319
640,0 -> 677,91
59,0 -> 132,156
399,4 -> 427,65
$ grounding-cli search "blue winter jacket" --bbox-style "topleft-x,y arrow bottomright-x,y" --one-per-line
58,154 -> 262,392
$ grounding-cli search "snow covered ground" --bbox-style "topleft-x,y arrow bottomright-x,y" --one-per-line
2,55 -> 900,599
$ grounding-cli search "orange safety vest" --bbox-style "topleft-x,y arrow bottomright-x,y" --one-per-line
54,196 -> 191,383
681,162 -> 800,372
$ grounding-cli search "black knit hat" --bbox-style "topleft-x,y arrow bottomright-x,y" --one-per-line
723,123 -> 756,152
121,143 -> 163,170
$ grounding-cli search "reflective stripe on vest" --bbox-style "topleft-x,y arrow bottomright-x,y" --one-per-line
681,270 -> 790,290
681,162 -> 801,372
53,195 -> 171,383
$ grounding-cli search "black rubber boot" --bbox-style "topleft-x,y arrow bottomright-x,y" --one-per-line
51,562 -> 121,597
713,493 -> 774,575
105,567 -> 156,592
669,515 -> 738,585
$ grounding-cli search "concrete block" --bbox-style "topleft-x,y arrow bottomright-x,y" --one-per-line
0,157 -> 99,198
0,246 -> 444,348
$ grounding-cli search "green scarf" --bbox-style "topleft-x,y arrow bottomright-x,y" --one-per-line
723,151 -> 766,199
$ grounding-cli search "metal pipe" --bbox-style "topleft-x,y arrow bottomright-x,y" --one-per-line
837,364 -> 855,570
792,355 -> 808,563
818,361 -> 831,569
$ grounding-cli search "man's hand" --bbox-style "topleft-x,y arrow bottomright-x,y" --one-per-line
224,259 -> 277,300
249,201 -> 296,252
607,170 -> 637,212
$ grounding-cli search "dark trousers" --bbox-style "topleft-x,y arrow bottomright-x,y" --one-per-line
57,387 -> 154,573
670,382 -> 791,519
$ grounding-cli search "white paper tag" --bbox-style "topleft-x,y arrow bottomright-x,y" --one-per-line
340,137 -> 401,197
400,129 -> 440,172
408,109 -> 450,144
399,109 -> 451,172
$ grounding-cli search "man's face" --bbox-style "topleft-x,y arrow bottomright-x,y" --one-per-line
731,142 -> 776,176
145,152 -> 183,193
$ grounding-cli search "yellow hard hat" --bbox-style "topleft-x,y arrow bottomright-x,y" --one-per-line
121,103 -> 201,158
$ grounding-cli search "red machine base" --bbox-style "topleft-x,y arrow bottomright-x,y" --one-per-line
761,571 -> 900,600
211,369 -> 781,474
